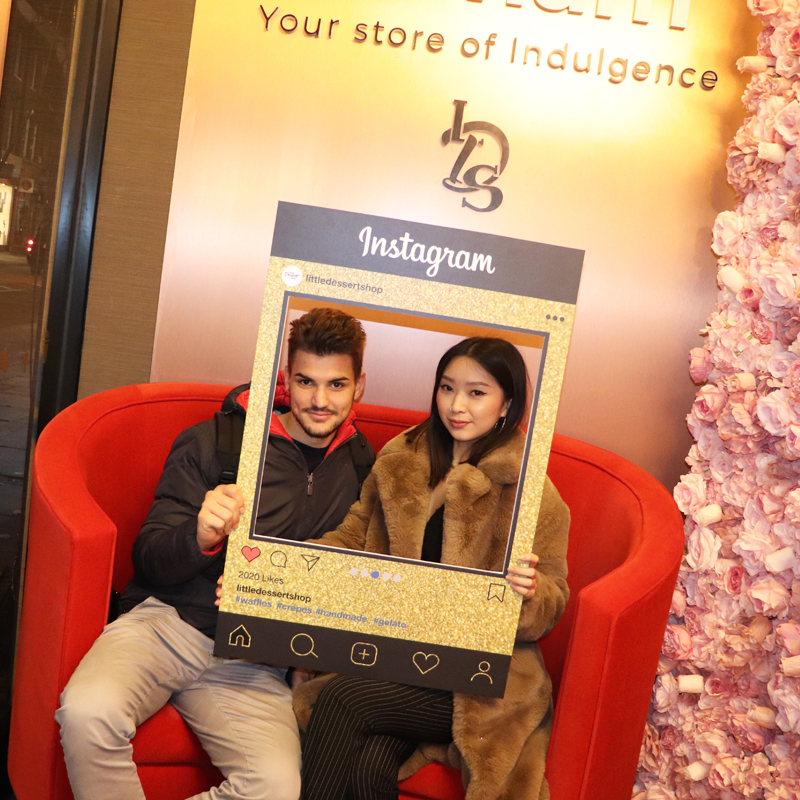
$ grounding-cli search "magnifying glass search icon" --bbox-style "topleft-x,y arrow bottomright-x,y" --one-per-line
290,633 -> 318,658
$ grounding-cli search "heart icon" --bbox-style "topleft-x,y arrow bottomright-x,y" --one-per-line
241,546 -> 261,563
412,652 -> 440,675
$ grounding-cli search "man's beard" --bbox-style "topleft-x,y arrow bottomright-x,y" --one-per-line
295,408 -> 340,441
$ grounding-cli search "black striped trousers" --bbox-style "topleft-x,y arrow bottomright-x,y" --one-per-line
301,676 -> 454,800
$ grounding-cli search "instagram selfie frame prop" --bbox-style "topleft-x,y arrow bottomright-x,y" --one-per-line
215,202 -> 583,697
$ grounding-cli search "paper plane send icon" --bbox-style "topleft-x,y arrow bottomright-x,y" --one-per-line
301,554 -> 320,571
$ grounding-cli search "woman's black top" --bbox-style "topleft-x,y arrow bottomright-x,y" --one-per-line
420,504 -> 444,563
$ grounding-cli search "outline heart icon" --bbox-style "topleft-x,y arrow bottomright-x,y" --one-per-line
412,652 -> 440,675
241,546 -> 261,563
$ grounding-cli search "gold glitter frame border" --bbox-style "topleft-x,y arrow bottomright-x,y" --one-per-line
220,257 -> 575,656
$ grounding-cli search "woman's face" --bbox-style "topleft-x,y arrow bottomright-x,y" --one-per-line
436,356 -> 509,461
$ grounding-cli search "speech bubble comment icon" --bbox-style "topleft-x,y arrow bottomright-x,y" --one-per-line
270,551 -> 287,568
290,633 -> 318,658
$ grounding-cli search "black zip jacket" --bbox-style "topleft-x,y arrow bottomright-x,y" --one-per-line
120,385 -> 373,637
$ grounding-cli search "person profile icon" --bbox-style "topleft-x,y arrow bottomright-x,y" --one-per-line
470,661 -> 493,683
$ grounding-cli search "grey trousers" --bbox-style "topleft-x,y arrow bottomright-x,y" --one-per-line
56,597 -> 301,800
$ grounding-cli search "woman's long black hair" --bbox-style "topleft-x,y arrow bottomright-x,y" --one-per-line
406,337 -> 529,488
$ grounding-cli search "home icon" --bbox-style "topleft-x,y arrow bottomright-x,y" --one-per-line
229,625 -> 251,648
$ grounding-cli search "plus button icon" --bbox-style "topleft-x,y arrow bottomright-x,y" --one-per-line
350,642 -> 378,667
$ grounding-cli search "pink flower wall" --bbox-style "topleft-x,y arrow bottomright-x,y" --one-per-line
634,2 -> 800,799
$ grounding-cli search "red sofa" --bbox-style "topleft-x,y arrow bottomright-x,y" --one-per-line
9,383 -> 684,800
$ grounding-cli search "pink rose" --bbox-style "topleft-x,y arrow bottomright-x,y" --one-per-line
738,55 -> 770,73
768,673 -> 800,733
777,54 -> 800,79
730,712 -> 776,752
775,99 -> 800,145
639,722 -> 661,774
732,714 -> 776,753
660,727 -> 682,753
747,705 -> 778,727
759,220 -> 784,245
693,385 -> 728,422
663,625 -> 694,661
683,606 -> 704,637
686,526 -> 722,571
776,621 -> 800,655
675,473 -> 707,515
696,730 -> 739,762
757,487 -> 787,522
752,315 -> 776,343
777,313 -> 800,347
689,347 -> 713,383
782,424 -> 800,459
768,350 -> 798,379
713,211 -> 749,257
785,146 -> 800,184
724,565 -> 745,594
654,672 -> 679,712
759,261 -> 798,308
756,389 -> 798,434
705,673 -> 736,696
787,25 -> 800,55
738,284 -> 764,310
749,576 -> 791,618
766,736 -> 800,785
707,756 -> 742,791
671,587 -> 687,617
692,419 -> 725,462
735,753 -> 776,795
736,672 -> 762,698
657,654 -> 679,675
748,0 -> 782,20
709,449 -> 735,482
734,519 -> 777,574
783,487 -> 800,523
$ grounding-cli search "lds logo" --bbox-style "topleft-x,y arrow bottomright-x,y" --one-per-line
441,100 -> 510,213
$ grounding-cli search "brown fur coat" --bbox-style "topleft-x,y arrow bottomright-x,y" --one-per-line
293,429 -> 570,800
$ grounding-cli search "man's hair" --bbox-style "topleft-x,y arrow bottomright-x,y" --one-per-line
287,307 -> 367,377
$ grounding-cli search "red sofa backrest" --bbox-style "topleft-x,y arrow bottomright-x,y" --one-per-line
73,388 -> 228,593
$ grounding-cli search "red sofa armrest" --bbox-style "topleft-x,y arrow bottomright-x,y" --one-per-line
545,437 -> 683,800
9,437 -> 118,800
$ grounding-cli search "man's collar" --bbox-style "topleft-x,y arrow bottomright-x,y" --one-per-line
268,409 -> 357,456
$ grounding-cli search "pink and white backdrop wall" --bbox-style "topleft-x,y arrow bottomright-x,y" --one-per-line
636,0 -> 800,797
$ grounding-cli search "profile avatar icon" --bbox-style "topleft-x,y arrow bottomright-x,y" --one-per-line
470,661 -> 493,684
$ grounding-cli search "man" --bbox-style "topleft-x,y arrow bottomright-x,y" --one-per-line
56,307 -> 373,800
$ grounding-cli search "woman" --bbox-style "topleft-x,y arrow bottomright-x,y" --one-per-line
296,336 -> 570,800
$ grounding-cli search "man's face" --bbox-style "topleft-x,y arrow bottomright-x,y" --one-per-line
281,350 -> 365,448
